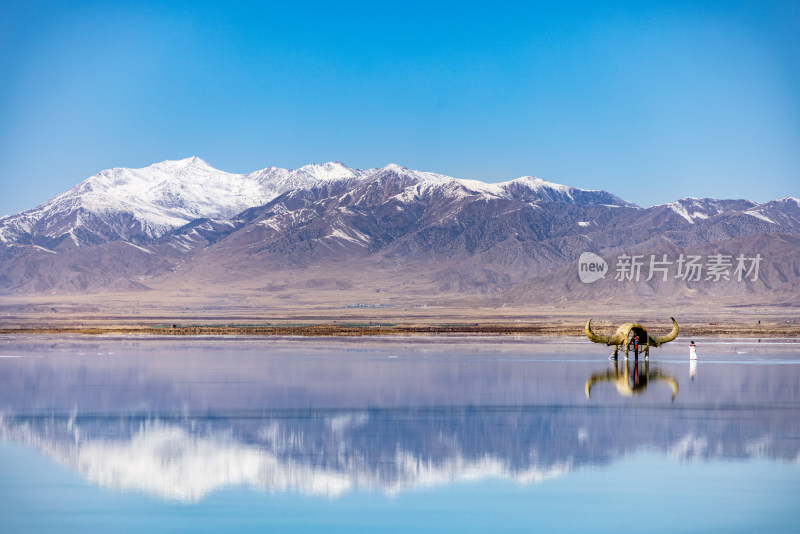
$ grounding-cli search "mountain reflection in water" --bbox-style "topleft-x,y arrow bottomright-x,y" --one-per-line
0,336 -> 798,503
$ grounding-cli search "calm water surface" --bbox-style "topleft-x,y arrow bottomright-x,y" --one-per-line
1,335 -> 798,533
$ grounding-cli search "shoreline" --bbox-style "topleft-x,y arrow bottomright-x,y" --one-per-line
2,322 -> 798,338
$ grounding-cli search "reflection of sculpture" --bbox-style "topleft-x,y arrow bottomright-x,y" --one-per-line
585,317 -> 679,358
585,357 -> 679,401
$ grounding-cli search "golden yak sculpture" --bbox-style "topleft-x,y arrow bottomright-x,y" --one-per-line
585,317 -> 679,359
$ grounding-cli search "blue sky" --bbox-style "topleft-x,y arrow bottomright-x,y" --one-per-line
1,1 -> 798,216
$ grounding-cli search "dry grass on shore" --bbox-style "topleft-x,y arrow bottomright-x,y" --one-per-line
2,321 -> 798,338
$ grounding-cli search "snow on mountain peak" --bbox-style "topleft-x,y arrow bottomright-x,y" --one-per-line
146,156 -> 221,176
1,157 -> 274,243
497,176 -> 637,208
382,163 -> 407,172
0,158 -> 639,247
665,199 -> 710,224
296,162 -> 361,181
376,164 -> 457,185
655,197 -> 764,224
505,176 -> 572,193
159,155 -> 208,167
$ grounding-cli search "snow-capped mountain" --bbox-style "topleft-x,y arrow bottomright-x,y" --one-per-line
0,158 -> 364,249
0,157 -> 797,298
0,158 -> 631,251
659,197 -> 758,224
741,197 -> 800,226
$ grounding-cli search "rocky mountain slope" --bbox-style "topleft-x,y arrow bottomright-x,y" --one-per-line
0,158 -> 798,306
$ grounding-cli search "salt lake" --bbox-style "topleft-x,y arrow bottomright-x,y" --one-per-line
1,335 -> 798,533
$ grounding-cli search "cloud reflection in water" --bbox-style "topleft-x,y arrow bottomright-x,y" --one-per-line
0,414 -> 572,502
1,336 -> 798,503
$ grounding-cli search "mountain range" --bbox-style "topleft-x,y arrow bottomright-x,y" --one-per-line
1,157 -> 798,311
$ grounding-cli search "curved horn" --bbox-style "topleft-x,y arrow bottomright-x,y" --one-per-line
651,373 -> 680,402
668,377 -> 679,402
650,317 -> 679,347
585,370 -> 616,399
585,319 -> 611,345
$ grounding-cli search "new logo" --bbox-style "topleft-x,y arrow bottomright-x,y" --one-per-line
578,252 -> 608,284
